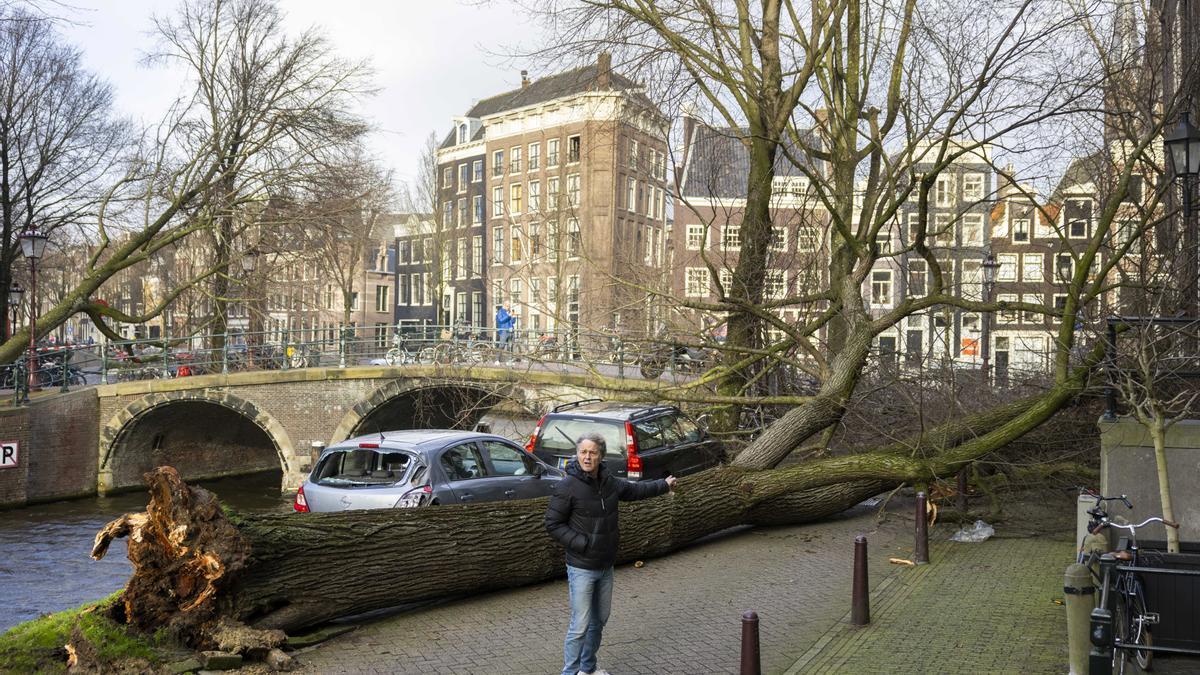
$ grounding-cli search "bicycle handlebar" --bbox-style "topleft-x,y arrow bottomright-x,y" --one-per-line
1102,516 -> 1181,535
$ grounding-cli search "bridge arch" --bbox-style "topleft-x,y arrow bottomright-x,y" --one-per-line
331,379 -> 531,441
99,390 -> 296,494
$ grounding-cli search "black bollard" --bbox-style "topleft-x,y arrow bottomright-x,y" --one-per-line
740,610 -> 761,675
851,535 -> 870,626
956,468 -> 968,514
915,491 -> 930,565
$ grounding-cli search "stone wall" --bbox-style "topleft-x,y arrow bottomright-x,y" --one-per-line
1100,418 -> 1200,545
0,389 -> 99,508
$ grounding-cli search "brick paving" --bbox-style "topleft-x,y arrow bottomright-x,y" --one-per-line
292,497 -> 1089,674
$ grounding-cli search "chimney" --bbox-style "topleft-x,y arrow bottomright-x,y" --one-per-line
520,70 -> 530,88
597,52 -> 612,89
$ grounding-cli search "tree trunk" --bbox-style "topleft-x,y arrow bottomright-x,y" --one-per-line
1149,421 -> 1180,554
93,465 -> 897,643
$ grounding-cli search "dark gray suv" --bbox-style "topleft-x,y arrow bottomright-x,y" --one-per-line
525,400 -> 724,480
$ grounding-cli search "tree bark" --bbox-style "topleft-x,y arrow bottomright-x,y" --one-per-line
1149,421 -> 1180,553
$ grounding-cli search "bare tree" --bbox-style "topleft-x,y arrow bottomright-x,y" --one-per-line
0,6 -> 128,339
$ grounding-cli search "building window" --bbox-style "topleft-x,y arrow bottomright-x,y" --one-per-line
719,268 -> 733,293
548,138 -> 560,166
1069,218 -> 1088,238
530,277 -> 542,305
548,221 -> 559,262
798,227 -> 818,252
399,274 -> 410,306
511,226 -> 524,261
567,135 -> 581,163
510,278 -> 523,306
997,253 -> 1018,282
422,272 -> 432,304
457,198 -> 467,227
472,292 -> 484,327
456,292 -> 468,322
1052,294 -> 1068,322
1056,253 -> 1075,283
933,213 -> 952,246
528,142 -> 540,170
547,177 -> 560,210
770,226 -> 788,252
472,236 -> 483,278
1022,253 -> 1044,282
1021,293 -> 1041,323
443,200 -> 453,228
629,138 -> 639,170
935,174 -> 955,207
721,225 -> 740,251
567,174 -> 580,207
870,270 -> 893,306
963,173 -> 984,201
529,181 -> 541,211
473,195 -> 483,225
510,146 -> 522,173
412,274 -> 423,305
399,240 -> 411,265
874,229 -> 892,255
626,177 -> 636,212
458,164 -> 468,192
530,222 -> 541,258
686,224 -> 706,250
685,267 -> 710,297
442,166 -> 452,188
1012,218 -> 1030,242
492,226 -> 504,263
472,160 -> 483,182
908,260 -> 927,296
492,186 -> 504,219
375,285 -> 390,312
492,150 -> 504,176
350,291 -> 360,311
962,214 -> 983,246
510,183 -> 523,214
962,260 -> 981,301
456,238 -> 467,280
567,218 -> 580,257
997,293 -> 1018,324
765,270 -> 786,299
458,124 -> 468,144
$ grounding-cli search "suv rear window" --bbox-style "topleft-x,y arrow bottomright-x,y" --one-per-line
539,418 -> 626,457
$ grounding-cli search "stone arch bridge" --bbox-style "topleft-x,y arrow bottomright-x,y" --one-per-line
0,364 -> 666,506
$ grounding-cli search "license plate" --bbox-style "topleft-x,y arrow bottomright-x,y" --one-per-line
557,457 -> 569,469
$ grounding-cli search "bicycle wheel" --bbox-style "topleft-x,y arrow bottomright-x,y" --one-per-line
640,350 -> 666,379
432,343 -> 453,365
385,348 -> 401,366
1113,585 -> 1153,674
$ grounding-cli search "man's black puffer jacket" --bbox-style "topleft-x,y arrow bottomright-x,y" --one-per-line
544,458 -> 670,570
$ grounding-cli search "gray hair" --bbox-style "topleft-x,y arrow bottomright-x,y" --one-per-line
577,432 -> 607,456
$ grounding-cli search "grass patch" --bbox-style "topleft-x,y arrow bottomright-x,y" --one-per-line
0,593 -> 174,674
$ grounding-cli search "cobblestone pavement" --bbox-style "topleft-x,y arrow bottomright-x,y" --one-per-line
292,497 -> 1090,675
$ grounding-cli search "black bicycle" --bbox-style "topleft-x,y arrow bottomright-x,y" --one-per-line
1081,489 -> 1180,674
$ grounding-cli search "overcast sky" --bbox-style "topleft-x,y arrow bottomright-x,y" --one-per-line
60,0 -> 540,189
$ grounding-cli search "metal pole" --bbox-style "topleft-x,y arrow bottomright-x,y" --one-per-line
1104,320 -> 1118,420
59,348 -> 70,393
915,491 -> 930,564
338,325 -> 347,369
739,610 -> 761,675
100,341 -> 108,384
221,333 -> 229,374
851,535 -> 870,626
981,279 -> 992,383
956,468 -> 968,514
26,259 -> 37,395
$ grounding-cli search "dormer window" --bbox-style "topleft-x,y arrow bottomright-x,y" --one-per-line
458,124 -> 468,144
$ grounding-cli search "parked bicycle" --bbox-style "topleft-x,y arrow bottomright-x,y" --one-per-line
1080,489 -> 1181,674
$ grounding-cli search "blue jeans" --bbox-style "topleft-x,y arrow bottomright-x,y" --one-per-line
562,565 -> 613,675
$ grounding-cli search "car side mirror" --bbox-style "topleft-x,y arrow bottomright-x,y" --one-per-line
531,463 -> 545,478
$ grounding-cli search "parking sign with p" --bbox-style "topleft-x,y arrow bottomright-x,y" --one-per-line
0,441 -> 17,468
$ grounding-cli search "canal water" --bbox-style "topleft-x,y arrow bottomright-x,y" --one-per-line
0,470 -> 291,633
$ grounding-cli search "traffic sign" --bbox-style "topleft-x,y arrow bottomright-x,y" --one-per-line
0,441 -> 17,468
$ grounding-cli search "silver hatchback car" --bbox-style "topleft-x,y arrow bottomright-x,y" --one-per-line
295,430 -> 563,512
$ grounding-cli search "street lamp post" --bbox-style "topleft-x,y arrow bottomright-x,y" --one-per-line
19,227 -> 48,397
7,282 -> 23,341
981,253 -> 1001,383
1164,111 -> 1200,320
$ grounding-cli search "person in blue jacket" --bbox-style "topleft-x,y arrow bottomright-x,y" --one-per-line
495,303 -> 515,361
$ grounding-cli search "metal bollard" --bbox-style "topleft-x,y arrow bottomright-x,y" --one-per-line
1088,554 -> 1117,675
1065,562 -> 1095,675
851,535 -> 870,626
739,610 -> 760,675
915,491 -> 930,565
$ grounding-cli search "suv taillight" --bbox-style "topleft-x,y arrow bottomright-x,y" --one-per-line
293,484 -> 309,512
624,421 -> 642,479
526,414 -> 547,453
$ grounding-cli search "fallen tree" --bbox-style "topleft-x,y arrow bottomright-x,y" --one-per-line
90,343 -> 1099,649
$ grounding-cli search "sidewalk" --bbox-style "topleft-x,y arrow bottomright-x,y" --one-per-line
292,496 -> 1076,674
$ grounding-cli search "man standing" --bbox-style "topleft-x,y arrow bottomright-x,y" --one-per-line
545,433 -> 676,675
494,303 -> 515,362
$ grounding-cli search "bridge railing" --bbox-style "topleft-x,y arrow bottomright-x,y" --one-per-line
0,325 -> 736,396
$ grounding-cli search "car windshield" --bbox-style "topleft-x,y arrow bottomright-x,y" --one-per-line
313,448 -> 415,487
538,419 -> 625,458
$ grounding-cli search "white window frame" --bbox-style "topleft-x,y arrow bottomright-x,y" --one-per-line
686,224 -> 706,251
1021,253 -> 1044,282
997,253 -> 1018,282
492,226 -> 504,264
870,269 -> 893,307
721,225 -> 741,251
962,173 -> 984,201
961,214 -> 984,246
935,174 -> 955,207
685,267 -> 710,298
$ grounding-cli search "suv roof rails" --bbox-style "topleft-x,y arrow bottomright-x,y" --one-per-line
628,405 -> 677,421
552,398 -> 605,413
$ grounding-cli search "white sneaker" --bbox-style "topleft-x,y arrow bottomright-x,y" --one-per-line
578,670 -> 612,675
